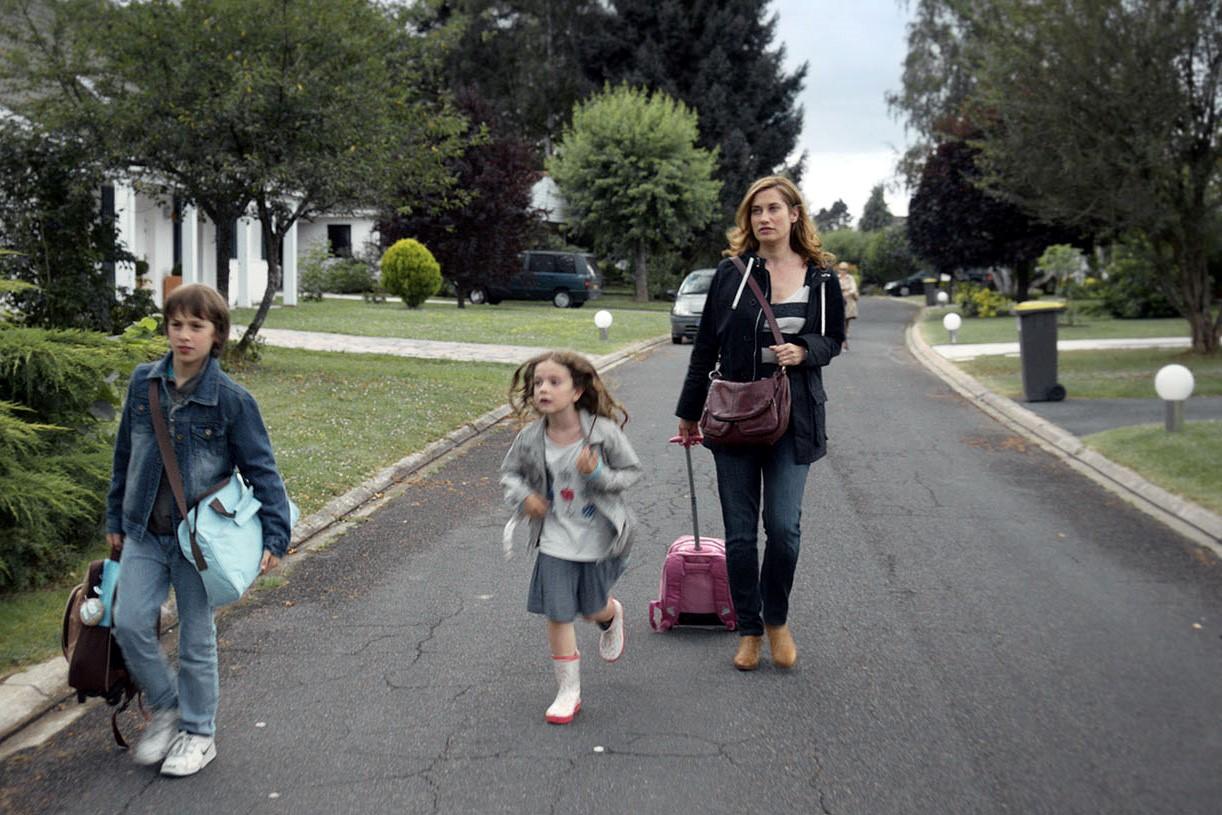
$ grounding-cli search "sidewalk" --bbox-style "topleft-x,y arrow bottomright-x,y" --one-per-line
230,325 -> 642,366
932,336 -> 1190,361
0,331 -> 667,757
907,317 -> 1221,556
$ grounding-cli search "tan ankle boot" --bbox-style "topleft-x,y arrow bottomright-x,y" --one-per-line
732,635 -> 763,671
766,624 -> 797,669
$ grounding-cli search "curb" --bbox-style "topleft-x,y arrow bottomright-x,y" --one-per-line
905,313 -> 1222,558
0,335 -> 667,754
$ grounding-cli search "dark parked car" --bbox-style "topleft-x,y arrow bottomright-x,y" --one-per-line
669,268 -> 716,343
468,250 -> 602,308
883,271 -> 929,297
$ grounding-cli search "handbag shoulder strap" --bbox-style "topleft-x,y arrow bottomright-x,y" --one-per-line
148,380 -> 207,571
729,256 -> 784,346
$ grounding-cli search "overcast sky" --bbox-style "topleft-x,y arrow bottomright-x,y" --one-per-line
770,0 -> 914,220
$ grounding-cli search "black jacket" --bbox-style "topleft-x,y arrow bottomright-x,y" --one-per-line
675,252 -> 845,463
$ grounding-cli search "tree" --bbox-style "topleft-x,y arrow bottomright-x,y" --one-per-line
969,0 -> 1221,353
593,0 -> 806,226
858,184 -> 894,232
548,85 -> 721,301
814,200 -> 852,233
2,0 -> 465,349
0,119 -> 119,330
907,136 -> 1078,301
408,0 -> 611,152
381,91 -> 542,308
862,224 -> 920,287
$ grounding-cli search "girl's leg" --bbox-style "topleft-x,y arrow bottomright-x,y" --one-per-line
169,547 -> 219,737
113,534 -> 175,711
583,601 -> 616,626
545,620 -> 581,724
547,620 -> 577,657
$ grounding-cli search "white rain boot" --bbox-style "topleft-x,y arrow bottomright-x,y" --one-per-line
545,652 -> 581,725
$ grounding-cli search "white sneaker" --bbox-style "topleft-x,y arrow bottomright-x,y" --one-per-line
159,732 -> 216,777
132,707 -> 179,766
598,598 -> 625,662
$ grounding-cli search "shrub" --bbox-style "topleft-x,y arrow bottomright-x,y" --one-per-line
326,258 -> 376,294
955,282 -> 1012,318
0,326 -> 163,591
110,286 -> 159,331
1098,251 -> 1178,319
298,241 -> 331,301
380,239 -> 441,308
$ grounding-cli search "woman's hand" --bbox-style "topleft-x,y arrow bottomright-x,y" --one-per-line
260,550 -> 280,575
677,418 -> 700,445
770,343 -> 807,367
523,493 -> 549,519
576,446 -> 599,476
107,532 -> 124,559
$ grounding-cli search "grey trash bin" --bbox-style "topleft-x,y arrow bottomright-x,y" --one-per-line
1014,301 -> 1067,402
922,278 -> 939,306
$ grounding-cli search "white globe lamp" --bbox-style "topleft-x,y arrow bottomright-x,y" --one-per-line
1155,364 -> 1194,432
594,309 -> 613,341
942,312 -> 962,343
936,290 -> 949,305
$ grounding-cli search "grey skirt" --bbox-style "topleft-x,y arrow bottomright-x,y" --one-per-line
527,552 -> 626,622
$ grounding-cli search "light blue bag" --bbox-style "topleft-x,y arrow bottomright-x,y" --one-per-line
177,473 -> 299,607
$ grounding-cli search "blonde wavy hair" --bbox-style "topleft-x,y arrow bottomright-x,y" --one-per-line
508,350 -> 630,428
725,175 -> 835,267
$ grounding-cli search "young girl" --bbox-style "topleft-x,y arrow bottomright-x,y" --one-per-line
107,283 -> 293,776
501,351 -> 641,724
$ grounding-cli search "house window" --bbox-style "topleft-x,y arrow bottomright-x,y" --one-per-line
327,224 -> 352,257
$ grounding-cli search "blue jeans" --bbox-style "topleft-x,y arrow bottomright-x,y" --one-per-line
113,532 -> 218,736
712,427 -> 811,637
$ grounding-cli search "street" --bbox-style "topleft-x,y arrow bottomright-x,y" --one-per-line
2,298 -> 1219,814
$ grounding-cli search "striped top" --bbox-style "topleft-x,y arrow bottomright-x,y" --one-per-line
760,285 -> 809,363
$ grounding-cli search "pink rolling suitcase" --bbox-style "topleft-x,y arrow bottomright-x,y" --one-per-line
649,435 -> 737,631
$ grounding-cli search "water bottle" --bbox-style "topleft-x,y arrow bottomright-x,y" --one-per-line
79,597 -> 104,626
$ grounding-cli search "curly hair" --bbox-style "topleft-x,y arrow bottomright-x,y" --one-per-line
724,175 -> 835,268
508,350 -> 629,428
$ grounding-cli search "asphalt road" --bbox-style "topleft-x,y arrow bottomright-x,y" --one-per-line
3,298 -> 1220,814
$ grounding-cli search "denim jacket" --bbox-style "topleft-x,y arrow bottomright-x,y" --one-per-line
106,353 -> 294,557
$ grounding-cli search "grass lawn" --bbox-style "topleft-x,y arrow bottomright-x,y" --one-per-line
958,348 -> 1222,400
232,297 -> 668,353
1083,422 -> 1222,515
920,309 -> 1189,345
0,346 -> 515,677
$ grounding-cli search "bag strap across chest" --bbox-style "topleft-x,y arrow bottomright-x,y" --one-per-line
729,256 -> 784,346
148,379 -> 227,571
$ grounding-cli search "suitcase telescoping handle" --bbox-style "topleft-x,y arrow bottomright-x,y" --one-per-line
669,434 -> 704,551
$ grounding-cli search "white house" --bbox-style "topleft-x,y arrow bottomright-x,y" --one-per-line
109,179 -> 381,308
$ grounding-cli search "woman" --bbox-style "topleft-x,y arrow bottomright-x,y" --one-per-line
837,262 -> 860,350
675,176 -> 845,671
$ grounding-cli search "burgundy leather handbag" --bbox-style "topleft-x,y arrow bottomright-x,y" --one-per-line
698,257 -> 792,446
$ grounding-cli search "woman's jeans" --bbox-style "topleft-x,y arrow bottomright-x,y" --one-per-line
113,532 -> 218,736
712,428 -> 811,637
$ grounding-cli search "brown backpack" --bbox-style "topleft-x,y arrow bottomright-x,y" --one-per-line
61,558 -> 152,747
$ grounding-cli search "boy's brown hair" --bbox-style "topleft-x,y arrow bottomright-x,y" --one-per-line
163,283 -> 230,357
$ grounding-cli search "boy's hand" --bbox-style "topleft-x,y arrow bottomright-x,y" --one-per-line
260,550 -> 280,575
107,532 -> 124,558
523,493 -> 549,519
576,446 -> 599,476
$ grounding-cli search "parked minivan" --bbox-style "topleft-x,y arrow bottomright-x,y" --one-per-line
468,250 -> 602,308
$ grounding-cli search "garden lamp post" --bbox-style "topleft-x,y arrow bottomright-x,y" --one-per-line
936,290 -> 949,306
943,312 -> 962,344
1154,364 -> 1194,432
594,309 -> 613,342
